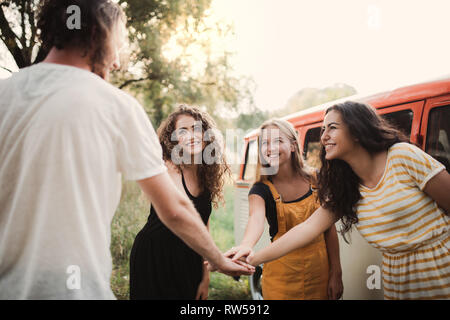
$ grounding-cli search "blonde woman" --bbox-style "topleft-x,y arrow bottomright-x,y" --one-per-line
226,119 -> 343,299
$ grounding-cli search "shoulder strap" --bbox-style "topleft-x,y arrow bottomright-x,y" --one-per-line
261,180 -> 287,235
180,170 -> 194,199
262,180 -> 282,203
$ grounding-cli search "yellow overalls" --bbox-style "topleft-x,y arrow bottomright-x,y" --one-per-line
261,180 -> 329,300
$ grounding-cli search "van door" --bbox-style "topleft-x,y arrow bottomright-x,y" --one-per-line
420,95 -> 450,172
234,138 -> 271,250
234,137 -> 270,300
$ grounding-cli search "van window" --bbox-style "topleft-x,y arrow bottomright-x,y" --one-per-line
243,139 -> 258,181
425,105 -> 450,172
304,127 -> 322,169
381,110 -> 413,138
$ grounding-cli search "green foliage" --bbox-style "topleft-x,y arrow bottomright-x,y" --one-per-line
230,83 -> 356,133
208,273 -> 250,300
278,83 -> 357,117
236,106 -> 270,131
209,182 -> 235,251
208,183 -> 251,300
112,0 -> 254,128
0,0 -> 254,128
0,0 -> 45,68
110,180 -> 149,300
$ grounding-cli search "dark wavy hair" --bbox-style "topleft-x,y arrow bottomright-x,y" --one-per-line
157,105 -> 231,209
37,0 -> 125,78
317,101 -> 408,241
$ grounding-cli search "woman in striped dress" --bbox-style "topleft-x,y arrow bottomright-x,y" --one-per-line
246,101 -> 450,299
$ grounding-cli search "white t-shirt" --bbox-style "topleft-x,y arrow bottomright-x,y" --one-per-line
0,63 -> 167,299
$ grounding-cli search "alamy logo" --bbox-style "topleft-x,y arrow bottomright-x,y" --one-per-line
367,4 -> 382,30
66,265 -> 81,290
66,5 -> 81,30
366,265 -> 381,290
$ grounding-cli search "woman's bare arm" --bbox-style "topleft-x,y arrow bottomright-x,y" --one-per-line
324,224 -> 343,299
138,172 -> 254,276
225,194 -> 267,261
324,224 -> 342,275
423,170 -> 450,215
248,206 -> 337,266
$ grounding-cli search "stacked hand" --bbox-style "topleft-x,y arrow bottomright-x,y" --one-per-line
206,255 -> 255,277
224,245 -> 258,266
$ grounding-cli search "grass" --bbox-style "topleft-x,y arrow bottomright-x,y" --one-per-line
208,182 -> 251,300
110,180 -> 251,300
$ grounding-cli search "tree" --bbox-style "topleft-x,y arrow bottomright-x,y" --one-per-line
236,106 -> 269,132
112,0 -> 255,128
0,0 -> 254,128
0,0 -> 48,68
278,83 -> 357,117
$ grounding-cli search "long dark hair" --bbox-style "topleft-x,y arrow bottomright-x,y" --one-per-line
317,101 -> 408,240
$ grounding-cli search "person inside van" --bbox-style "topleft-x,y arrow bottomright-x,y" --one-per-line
246,101 -> 450,300
225,119 -> 344,300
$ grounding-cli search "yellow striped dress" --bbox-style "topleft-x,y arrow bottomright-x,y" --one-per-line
356,142 -> 449,300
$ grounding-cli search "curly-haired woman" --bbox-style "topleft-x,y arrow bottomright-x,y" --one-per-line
246,101 -> 450,300
130,105 -> 231,300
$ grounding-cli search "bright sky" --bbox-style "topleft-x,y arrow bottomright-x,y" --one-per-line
2,0 -> 450,112
210,0 -> 450,111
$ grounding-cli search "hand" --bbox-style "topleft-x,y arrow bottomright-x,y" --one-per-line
206,256 -> 255,277
195,278 -> 209,300
224,245 -> 253,262
327,270 -> 343,300
245,250 -> 258,267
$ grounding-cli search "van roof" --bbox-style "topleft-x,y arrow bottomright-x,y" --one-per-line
244,78 -> 450,139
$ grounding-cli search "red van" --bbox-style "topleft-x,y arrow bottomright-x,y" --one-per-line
234,78 -> 450,299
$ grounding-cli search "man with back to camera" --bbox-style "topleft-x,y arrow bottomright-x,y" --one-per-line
0,0 -> 253,299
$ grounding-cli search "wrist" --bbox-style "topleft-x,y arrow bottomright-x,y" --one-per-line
248,253 -> 259,267
329,265 -> 342,276
201,274 -> 210,283
240,241 -> 253,249
203,261 -> 211,277
216,253 -> 228,269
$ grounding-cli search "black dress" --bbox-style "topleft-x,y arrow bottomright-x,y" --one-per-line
129,173 -> 212,300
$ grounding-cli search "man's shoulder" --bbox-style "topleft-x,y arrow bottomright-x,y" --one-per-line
39,63 -> 141,107
64,72 -> 143,115
73,72 -> 138,106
